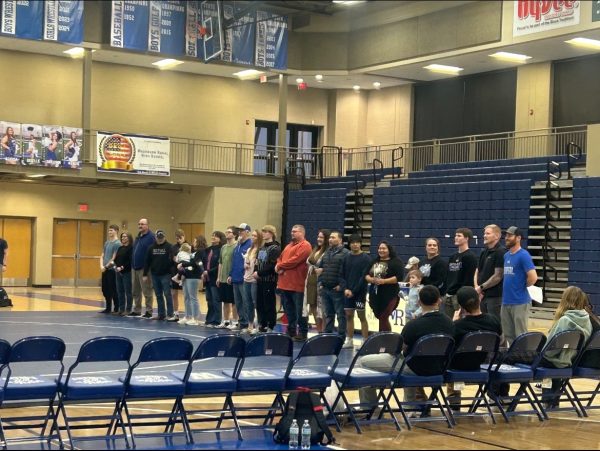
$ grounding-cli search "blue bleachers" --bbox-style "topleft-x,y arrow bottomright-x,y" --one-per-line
425,155 -> 569,171
391,171 -> 547,186
409,163 -> 567,180
568,177 -> 600,309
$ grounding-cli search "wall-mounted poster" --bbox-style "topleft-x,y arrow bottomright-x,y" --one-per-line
0,122 -> 22,165
42,125 -> 64,167
21,123 -> 43,166
513,0 -> 580,37
97,131 -> 170,176
63,127 -> 83,169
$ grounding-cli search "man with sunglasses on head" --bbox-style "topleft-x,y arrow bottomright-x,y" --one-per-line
129,218 -> 155,318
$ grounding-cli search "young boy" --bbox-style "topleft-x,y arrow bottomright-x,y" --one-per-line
171,242 -> 192,286
405,269 -> 424,322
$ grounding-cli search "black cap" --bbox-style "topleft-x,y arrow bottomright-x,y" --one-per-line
504,226 -> 523,237
156,230 -> 166,238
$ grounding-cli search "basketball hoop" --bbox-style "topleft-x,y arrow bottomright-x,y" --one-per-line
198,25 -> 207,38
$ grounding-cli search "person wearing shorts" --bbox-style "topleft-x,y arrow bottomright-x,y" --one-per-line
341,234 -> 372,349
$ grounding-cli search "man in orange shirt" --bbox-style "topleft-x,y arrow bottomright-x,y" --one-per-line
276,224 -> 312,341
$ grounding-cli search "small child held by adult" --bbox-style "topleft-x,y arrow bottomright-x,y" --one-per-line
405,269 -> 424,321
171,243 -> 192,286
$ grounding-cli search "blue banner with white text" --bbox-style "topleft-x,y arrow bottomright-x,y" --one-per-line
147,0 -> 186,55
255,10 -> 287,70
222,1 -> 254,66
111,0 -> 149,51
1,0 -> 44,40
44,1 -> 84,44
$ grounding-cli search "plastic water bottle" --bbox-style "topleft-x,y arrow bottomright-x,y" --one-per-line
301,419 -> 311,449
289,419 -> 299,449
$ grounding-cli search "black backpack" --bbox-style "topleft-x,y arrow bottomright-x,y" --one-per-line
273,389 -> 335,446
0,287 -> 12,307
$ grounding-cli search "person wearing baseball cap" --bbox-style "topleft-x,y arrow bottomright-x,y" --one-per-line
143,229 -> 176,321
501,225 -> 537,344
230,223 -> 253,333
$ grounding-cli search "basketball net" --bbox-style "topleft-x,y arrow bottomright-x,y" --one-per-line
198,25 -> 207,38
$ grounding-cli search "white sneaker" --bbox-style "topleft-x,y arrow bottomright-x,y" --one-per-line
166,315 -> 178,322
266,327 -> 274,333
227,323 -> 239,330
343,338 -> 354,349
178,318 -> 189,325
187,319 -> 198,326
217,321 -> 230,329
239,328 -> 249,334
206,323 -> 216,328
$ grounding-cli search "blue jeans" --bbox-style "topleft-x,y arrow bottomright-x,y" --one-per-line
233,282 -> 248,328
281,290 -> 308,336
321,287 -> 346,337
183,278 -> 200,319
243,282 -> 257,326
205,285 -> 221,325
151,273 -> 174,318
116,271 -> 133,313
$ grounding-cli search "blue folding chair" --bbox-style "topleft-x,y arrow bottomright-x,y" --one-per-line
120,337 -> 194,447
224,333 -> 293,428
528,330 -> 585,419
486,332 -> 546,422
0,336 -> 65,448
443,331 -> 501,425
53,336 -> 133,449
0,339 -> 10,449
283,334 -> 344,430
330,332 -> 403,434
171,334 -> 245,442
567,329 -> 600,417
389,334 -> 455,430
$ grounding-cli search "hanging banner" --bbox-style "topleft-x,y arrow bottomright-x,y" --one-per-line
21,123 -> 43,166
147,1 -> 186,55
255,10 -> 288,70
200,0 -> 223,61
593,0 -> 600,22
44,0 -> 84,44
111,0 -> 149,51
1,0 -> 44,40
96,131 -> 170,176
185,1 -> 202,58
222,1 -> 255,66
513,0 -> 580,37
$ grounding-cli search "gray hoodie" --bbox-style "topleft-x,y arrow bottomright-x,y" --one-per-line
544,309 -> 592,368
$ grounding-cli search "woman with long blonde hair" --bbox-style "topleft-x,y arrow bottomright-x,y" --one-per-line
243,229 -> 263,334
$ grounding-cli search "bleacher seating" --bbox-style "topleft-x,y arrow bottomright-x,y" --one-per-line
391,171 -> 547,186
568,177 -> 600,310
409,163 -> 566,179
425,155 -> 570,171
371,180 -> 531,260
286,188 -> 346,243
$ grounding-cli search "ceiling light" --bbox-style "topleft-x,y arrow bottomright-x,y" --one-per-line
353,85 -> 360,91
315,74 -> 323,81
27,174 -> 46,178
332,1 -> 365,5
296,78 -> 304,84
233,69 -> 263,79
424,64 -> 464,75
373,81 -> 381,89
565,37 -> 600,50
152,58 -> 183,69
489,51 -> 532,62
63,47 -> 85,57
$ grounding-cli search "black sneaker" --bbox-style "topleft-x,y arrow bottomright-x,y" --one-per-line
99,309 -> 111,314
142,312 -> 152,319
128,312 -> 141,317
151,315 -> 166,321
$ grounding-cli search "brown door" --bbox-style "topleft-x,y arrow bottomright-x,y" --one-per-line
179,223 -> 206,242
52,219 -> 105,287
0,217 -> 33,286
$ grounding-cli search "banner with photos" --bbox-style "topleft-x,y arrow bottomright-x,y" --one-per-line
0,121 -> 82,169
96,131 -> 170,176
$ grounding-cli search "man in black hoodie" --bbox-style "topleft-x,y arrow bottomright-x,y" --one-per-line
254,225 -> 281,332
143,230 -> 176,321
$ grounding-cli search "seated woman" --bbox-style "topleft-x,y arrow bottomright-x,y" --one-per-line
541,286 -> 595,408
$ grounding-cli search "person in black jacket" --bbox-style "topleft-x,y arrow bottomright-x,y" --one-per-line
114,231 -> 133,316
254,225 -> 281,333
203,231 -> 225,328
420,237 -> 448,295
143,230 -> 176,321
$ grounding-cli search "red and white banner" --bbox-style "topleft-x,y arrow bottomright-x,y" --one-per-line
513,1 -> 580,37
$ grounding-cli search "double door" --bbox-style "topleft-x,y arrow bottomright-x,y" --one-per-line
52,219 -> 106,286
0,217 -> 32,286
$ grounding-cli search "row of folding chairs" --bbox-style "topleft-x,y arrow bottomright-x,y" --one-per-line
329,329 -> 600,434
0,333 -> 344,449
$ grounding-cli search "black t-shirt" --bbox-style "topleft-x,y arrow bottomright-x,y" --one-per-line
451,314 -> 502,370
0,238 -> 6,265
368,258 -> 404,317
400,311 -> 454,375
476,243 -> 507,298
445,249 -> 478,296
420,255 -> 448,295
114,245 -> 133,274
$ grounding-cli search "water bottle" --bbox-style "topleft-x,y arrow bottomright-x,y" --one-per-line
289,419 -> 299,449
301,419 -> 311,449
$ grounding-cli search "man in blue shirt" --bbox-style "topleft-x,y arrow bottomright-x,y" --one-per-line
501,226 -> 538,344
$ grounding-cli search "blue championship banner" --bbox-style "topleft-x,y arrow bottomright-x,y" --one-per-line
111,0 -> 149,51
185,1 -> 202,58
1,0 -> 44,40
44,0 -> 84,44
255,10 -> 287,70
148,1 -> 186,55
222,1 -> 255,66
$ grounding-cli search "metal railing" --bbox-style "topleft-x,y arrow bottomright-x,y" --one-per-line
81,125 -> 586,180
